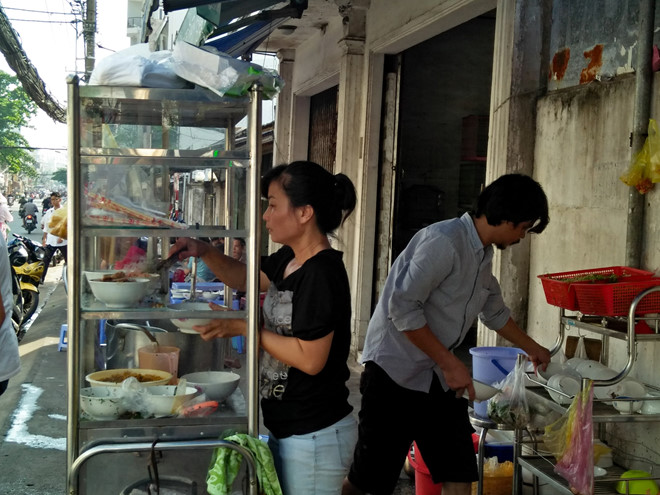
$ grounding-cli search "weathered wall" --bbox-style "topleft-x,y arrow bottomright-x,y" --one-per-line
547,0 -> 660,90
530,72 -> 660,466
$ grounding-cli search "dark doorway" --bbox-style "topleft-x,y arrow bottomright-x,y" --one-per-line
308,85 -> 338,171
389,13 -> 495,261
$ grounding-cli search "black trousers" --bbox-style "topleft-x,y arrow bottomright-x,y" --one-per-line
41,244 -> 68,282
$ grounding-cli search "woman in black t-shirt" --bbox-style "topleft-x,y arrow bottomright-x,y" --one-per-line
168,161 -> 358,494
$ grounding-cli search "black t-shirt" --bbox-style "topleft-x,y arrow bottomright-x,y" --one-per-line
260,245 -> 353,438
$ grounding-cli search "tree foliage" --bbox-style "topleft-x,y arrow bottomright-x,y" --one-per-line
52,168 -> 67,184
0,71 -> 38,178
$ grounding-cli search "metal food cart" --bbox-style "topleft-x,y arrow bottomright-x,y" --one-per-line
65,75 -> 263,494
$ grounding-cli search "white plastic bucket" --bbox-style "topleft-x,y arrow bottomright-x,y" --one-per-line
469,346 -> 523,417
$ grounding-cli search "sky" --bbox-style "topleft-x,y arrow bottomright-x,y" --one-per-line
0,0 -> 131,165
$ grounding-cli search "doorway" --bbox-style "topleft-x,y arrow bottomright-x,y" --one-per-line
372,11 -> 496,308
378,12 -> 495,260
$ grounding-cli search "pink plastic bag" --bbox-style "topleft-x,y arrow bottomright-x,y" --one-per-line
543,381 -> 594,495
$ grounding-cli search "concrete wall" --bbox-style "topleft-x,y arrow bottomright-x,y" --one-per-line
530,73 -> 660,466
547,0 -> 660,90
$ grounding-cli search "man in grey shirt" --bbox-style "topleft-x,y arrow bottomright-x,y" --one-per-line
343,174 -> 552,495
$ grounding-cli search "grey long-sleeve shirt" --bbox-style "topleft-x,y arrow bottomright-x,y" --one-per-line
361,213 -> 511,392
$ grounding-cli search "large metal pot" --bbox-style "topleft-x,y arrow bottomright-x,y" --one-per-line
95,320 -> 227,377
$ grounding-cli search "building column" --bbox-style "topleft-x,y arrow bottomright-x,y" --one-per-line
274,49 -> 295,165
334,1 -> 369,355
479,0 -> 549,347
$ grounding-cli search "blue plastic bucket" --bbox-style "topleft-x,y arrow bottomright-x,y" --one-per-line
469,346 -> 523,418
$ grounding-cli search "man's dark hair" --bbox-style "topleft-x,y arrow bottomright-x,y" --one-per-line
473,173 -> 549,234
51,191 -> 61,198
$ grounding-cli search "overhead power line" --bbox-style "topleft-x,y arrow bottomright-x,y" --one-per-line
0,5 -> 67,123
3,6 -> 76,15
6,18 -> 79,24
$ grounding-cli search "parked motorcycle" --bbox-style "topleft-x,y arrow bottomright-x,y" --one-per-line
23,213 -> 37,234
8,233 -> 46,323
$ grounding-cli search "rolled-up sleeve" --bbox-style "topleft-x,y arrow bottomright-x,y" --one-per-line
387,232 -> 453,332
478,273 -> 511,330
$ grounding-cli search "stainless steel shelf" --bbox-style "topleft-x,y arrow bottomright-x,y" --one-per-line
562,315 -> 660,341
518,456 -> 626,495
79,227 -> 248,237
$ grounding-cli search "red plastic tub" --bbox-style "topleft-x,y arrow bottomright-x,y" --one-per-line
407,435 -> 480,495
407,442 -> 442,495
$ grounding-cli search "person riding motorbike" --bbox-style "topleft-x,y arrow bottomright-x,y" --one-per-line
21,199 -> 38,228
41,196 -> 52,215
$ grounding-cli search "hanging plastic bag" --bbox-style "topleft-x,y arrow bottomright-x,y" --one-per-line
574,335 -> 587,359
48,207 -> 68,239
543,381 -> 594,495
487,355 -> 530,428
620,119 -> 660,193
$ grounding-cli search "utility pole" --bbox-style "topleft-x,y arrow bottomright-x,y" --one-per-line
83,0 -> 96,81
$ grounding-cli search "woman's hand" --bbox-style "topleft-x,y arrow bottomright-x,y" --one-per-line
191,302 -> 246,341
168,237 -> 210,261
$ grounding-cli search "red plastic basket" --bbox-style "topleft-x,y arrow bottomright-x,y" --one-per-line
575,277 -> 660,316
538,266 -> 654,311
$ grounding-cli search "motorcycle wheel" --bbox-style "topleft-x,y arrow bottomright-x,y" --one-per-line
22,290 -> 39,322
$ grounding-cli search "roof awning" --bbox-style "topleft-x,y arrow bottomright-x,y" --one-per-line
204,20 -> 286,58
170,0 -> 307,58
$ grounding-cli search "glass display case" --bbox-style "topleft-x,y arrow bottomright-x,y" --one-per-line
65,76 -> 262,494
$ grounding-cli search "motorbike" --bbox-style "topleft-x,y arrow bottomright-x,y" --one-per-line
8,233 -> 46,324
23,213 -> 37,234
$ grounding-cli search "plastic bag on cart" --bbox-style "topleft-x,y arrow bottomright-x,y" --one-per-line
543,380 -> 594,495
171,41 -> 283,99
487,356 -> 530,428
119,377 -> 152,418
89,43 -> 190,89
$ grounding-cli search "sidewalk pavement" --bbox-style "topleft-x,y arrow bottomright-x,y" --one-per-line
0,264 -> 68,494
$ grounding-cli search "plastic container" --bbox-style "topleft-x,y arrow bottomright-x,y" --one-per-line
407,442 -> 442,495
538,266 -> 653,311
469,347 -> 523,417
407,437 -> 479,495
484,443 -> 513,463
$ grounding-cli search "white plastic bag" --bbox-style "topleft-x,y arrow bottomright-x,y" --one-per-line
171,41 -> 283,98
574,335 -> 587,359
89,43 -> 189,89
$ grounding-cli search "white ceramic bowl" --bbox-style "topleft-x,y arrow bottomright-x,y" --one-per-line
547,373 -> 581,405
612,380 -> 646,414
536,362 -> 568,381
168,302 -> 214,334
463,380 -> 499,402
640,391 -> 660,415
575,360 -> 616,380
86,368 -> 173,387
181,371 -> 240,402
89,278 -> 150,308
80,386 -> 126,420
143,385 -> 199,417
565,357 -> 587,371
